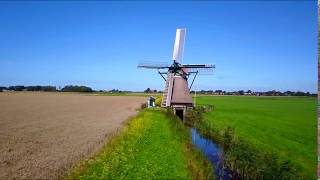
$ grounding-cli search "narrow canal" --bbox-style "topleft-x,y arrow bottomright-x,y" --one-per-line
191,128 -> 234,180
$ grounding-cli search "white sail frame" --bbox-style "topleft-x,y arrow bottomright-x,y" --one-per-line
172,29 -> 186,62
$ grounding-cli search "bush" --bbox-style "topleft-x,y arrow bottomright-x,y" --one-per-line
155,96 -> 162,106
185,109 -> 202,127
184,105 -> 214,126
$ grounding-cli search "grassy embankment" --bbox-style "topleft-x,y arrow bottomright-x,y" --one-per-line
67,109 -> 213,179
193,96 -> 316,179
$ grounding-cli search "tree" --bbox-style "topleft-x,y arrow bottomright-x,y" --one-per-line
41,86 -> 56,92
0,86 -> 7,92
238,90 -> 244,95
144,88 -> 151,93
8,86 -> 25,91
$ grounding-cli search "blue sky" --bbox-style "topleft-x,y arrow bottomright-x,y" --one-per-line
0,1 -> 317,92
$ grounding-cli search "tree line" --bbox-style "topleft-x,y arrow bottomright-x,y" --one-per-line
0,86 -> 316,96
0,85 -> 93,93
190,89 -> 317,97
142,88 -> 316,97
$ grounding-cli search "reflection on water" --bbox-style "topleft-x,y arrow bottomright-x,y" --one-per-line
191,128 -> 234,180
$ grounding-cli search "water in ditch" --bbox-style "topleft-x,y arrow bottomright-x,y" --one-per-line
191,128 -> 234,180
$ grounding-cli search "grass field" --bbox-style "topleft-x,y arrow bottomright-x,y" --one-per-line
195,96 -> 317,179
68,109 -> 213,179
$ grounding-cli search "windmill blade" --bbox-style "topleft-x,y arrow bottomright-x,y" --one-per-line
182,64 -> 215,68
187,68 -> 214,75
182,64 -> 215,75
172,29 -> 186,62
137,62 -> 170,69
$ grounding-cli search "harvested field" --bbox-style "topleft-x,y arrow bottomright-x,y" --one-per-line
0,92 -> 145,180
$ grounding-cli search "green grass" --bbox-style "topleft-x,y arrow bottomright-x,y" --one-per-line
195,96 -> 317,179
67,109 -> 213,179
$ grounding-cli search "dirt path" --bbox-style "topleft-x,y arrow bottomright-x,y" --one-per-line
0,92 -> 145,179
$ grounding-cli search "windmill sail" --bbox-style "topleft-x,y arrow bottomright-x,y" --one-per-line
172,29 -> 186,62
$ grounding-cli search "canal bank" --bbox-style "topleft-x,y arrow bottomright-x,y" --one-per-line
67,109 -> 213,179
187,104 -> 305,179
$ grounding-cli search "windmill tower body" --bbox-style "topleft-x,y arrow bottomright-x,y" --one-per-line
161,72 -> 193,107
161,29 -> 193,109
138,29 -> 215,119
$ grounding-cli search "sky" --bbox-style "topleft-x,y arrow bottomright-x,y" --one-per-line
0,1 -> 317,92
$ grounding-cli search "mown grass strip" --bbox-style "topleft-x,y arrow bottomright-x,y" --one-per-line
67,109 -> 213,179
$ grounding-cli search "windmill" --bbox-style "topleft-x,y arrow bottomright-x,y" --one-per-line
138,29 -> 215,118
